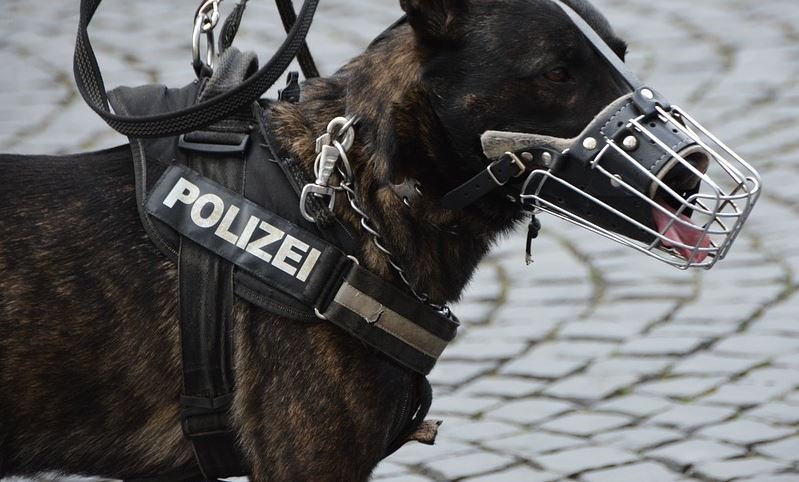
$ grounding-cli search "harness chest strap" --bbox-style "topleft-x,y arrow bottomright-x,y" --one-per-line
146,164 -> 460,376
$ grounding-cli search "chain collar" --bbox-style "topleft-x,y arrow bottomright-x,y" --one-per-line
300,116 -> 454,319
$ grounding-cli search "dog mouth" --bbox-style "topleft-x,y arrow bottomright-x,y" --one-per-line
652,197 -> 712,262
650,146 -> 713,262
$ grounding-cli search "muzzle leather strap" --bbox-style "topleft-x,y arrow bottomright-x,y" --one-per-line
440,153 -> 526,210
440,148 -> 562,210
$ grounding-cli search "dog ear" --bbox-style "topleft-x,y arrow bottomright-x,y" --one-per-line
400,0 -> 468,44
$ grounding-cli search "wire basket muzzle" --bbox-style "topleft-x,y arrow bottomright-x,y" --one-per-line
521,92 -> 762,269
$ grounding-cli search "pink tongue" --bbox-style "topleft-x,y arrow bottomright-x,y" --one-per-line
652,201 -> 712,262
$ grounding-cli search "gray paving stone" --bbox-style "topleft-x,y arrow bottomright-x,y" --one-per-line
460,377 -> 545,398
487,398 -> 576,426
581,461 -> 680,482
534,446 -> 636,475
647,439 -> 746,467
484,432 -> 588,457
523,341 -> 619,360
424,451 -> 517,481
493,305 -> 572,328
463,466 -> 561,482
649,322 -> 739,338
453,301 -> 495,325
557,320 -> 650,341
543,374 -> 639,401
427,361 -> 496,386
619,336 -> 709,356
713,335 -> 799,357
430,396 -> 503,417
464,322 -> 562,342
737,476 -> 799,482
701,383 -> 792,407
596,394 -> 674,418
588,357 -> 673,376
500,358 -> 586,379
749,318 -> 799,336
775,353 -> 799,368
373,461 -> 409,479
374,475 -> 433,482
538,412 -> 632,437
387,440 -> 475,466
738,367 -> 799,387
670,353 -> 765,376
756,436 -> 799,461
443,420 -> 521,443
443,340 -> 529,361
747,402 -> 799,425
693,457 -> 790,481
594,426 -> 683,451
648,404 -> 737,430
697,419 -> 795,446
637,377 -> 728,400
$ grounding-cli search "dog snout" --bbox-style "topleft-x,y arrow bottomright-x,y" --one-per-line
660,145 -> 711,193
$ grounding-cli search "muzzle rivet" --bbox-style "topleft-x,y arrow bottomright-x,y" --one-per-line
541,152 -> 553,166
582,137 -> 598,151
641,88 -> 654,100
521,152 -> 534,162
622,135 -> 639,151
611,174 -> 623,188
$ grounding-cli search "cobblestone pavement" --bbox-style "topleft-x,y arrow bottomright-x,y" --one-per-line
2,0 -> 799,481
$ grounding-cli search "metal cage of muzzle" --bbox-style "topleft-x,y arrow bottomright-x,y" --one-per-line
508,0 -> 763,270
521,94 -> 761,269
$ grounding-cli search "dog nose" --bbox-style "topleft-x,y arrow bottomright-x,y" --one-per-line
659,145 -> 711,194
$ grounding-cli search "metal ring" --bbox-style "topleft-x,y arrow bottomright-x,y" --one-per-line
333,140 -> 353,179
326,117 -> 356,151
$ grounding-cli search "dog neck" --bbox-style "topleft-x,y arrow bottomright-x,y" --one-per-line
269,26 -> 526,304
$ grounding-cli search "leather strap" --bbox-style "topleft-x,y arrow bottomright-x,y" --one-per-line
73,0 -> 319,138
178,124 -> 249,479
440,153 -> 526,210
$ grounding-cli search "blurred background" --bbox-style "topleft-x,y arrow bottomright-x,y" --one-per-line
1,0 -> 798,481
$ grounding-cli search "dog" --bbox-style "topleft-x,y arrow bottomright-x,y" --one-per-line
1,0 -> 641,480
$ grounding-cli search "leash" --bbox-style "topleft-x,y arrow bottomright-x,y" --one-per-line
219,0 -> 320,79
73,0 -> 319,138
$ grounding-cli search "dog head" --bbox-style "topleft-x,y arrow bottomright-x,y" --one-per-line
349,0 -> 760,269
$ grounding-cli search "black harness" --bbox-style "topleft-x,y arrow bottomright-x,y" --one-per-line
73,2 -> 457,480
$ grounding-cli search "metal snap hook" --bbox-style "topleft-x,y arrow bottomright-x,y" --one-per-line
192,0 -> 222,77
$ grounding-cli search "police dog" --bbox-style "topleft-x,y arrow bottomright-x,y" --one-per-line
0,0 -> 631,480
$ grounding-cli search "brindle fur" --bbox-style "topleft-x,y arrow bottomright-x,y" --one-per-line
0,1 -> 629,480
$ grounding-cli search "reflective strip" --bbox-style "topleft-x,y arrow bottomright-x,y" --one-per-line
332,283 -> 448,359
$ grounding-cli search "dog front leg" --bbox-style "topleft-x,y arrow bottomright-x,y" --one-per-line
233,309 -> 415,482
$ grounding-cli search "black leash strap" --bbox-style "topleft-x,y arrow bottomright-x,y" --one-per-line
274,0 -> 320,78
73,0 -> 319,138
220,0 -> 319,79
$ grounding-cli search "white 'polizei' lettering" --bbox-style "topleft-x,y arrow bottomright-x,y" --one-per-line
245,222 -> 285,263
160,177 -> 321,282
163,177 -> 200,208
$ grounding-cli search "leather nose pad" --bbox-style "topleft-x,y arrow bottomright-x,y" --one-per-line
651,145 -> 711,197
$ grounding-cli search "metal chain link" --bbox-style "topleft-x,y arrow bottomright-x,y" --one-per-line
313,116 -> 454,319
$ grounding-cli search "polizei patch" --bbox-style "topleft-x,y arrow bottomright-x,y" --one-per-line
146,164 -> 330,294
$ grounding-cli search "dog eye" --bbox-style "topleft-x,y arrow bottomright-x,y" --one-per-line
544,67 -> 572,83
